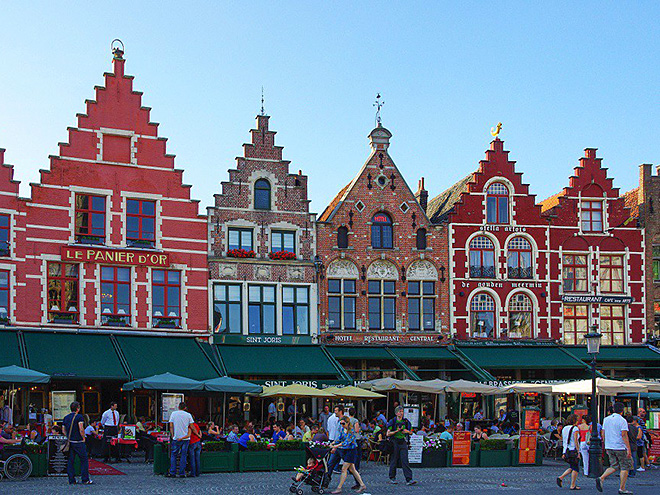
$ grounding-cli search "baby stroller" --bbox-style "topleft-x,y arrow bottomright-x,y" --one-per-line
289,445 -> 331,495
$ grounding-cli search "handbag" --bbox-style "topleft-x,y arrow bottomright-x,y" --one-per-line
59,413 -> 77,454
564,426 -> 578,460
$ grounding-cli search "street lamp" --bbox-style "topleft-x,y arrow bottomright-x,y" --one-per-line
585,325 -> 602,479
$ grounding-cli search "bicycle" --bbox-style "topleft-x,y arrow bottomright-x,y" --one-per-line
0,440 -> 33,481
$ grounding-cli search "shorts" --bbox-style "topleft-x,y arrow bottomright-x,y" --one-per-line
606,449 -> 634,472
339,447 -> 358,465
564,451 -> 579,472
637,445 -> 645,459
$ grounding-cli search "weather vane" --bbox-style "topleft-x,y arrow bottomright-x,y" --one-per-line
111,39 -> 124,60
374,93 -> 384,126
260,86 -> 265,116
490,122 -> 503,138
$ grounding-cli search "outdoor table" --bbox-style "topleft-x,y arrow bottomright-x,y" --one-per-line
109,437 -> 139,463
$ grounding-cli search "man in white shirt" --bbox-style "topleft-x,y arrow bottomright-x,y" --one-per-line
100,402 -> 120,463
326,405 -> 344,474
596,402 -> 633,494
167,402 -> 194,478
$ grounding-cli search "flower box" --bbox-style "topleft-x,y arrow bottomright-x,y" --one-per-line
227,249 -> 256,258
268,251 -> 296,260
238,450 -> 273,472
273,449 -> 306,471
201,451 -> 237,473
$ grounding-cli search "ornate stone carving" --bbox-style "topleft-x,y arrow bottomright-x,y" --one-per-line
218,263 -> 237,278
326,259 -> 359,278
254,265 -> 272,279
406,260 -> 438,280
287,265 -> 305,280
366,259 -> 398,280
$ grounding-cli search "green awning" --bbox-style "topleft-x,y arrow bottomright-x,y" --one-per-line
390,347 -> 459,361
117,336 -> 220,380
0,332 -> 22,368
23,332 -> 128,380
458,345 -> 588,370
217,345 -> 341,377
327,347 -> 394,360
566,346 -> 660,362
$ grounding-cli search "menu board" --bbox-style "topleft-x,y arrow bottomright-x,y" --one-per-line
518,430 -> 537,464
50,391 -> 76,421
408,434 -> 424,464
403,404 -> 420,428
47,435 -> 69,476
647,410 -> 660,429
572,408 -> 588,422
162,393 -> 184,422
451,431 -> 471,466
523,409 -> 540,430
648,430 -> 660,459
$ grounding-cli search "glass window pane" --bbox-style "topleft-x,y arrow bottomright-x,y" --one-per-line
153,286 -> 164,310
283,287 -> 294,303
296,306 -> 309,334
248,305 -> 261,333
263,286 -> 275,302
228,230 -> 239,249
368,281 -> 380,294
167,271 -> 180,284
127,200 -> 139,214
383,281 -> 395,294
214,285 -> 226,301
241,230 -> 252,249
371,225 -> 381,248
142,201 -> 155,216
117,268 -> 130,282
328,279 -> 341,293
228,304 -> 241,334
382,226 -> 393,248
408,298 -> 420,316
228,285 -> 241,302
101,266 -> 113,280
117,284 -> 130,305
383,299 -> 396,329
486,197 -> 497,223
249,286 -> 261,302
167,288 -> 179,315
282,306 -> 294,335
153,270 -> 165,283
296,287 -> 308,303
92,196 -> 105,211
263,305 -> 275,334
498,197 -> 509,223
344,298 -> 356,329
329,297 -> 340,314
344,280 -> 356,293
407,282 -> 420,295
423,282 -> 435,295
423,299 -> 435,329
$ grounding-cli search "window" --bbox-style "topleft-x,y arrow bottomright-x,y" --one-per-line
562,254 -> 589,292
283,286 -> 309,335
228,228 -> 253,251
581,200 -> 603,232
254,179 -> 271,210
328,279 -> 356,330
600,255 -> 624,293
371,213 -> 393,249
213,284 -> 242,334
47,263 -> 79,324
271,230 -> 295,254
337,226 -> 349,249
471,293 -> 496,338
486,182 -> 509,224
101,266 -> 131,326
507,237 -> 533,279
0,270 -> 9,323
126,199 -> 156,248
600,305 -> 625,345
75,194 -> 105,245
248,285 -> 275,334
152,270 -> 180,328
408,281 -> 435,331
0,214 -> 10,256
469,236 -> 496,278
653,246 -> 660,282
368,280 -> 396,330
508,293 -> 533,338
563,304 -> 589,344
416,228 -> 427,250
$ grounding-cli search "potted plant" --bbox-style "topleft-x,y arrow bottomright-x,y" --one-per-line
268,250 -> 296,261
25,442 -> 47,477
227,248 -> 256,258
273,440 -> 305,471
422,437 -> 448,467
238,440 -> 273,472
50,313 -> 77,324
478,439 -> 511,467
154,317 -> 179,329
201,440 -> 237,472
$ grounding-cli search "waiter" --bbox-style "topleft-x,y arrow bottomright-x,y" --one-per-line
101,401 -> 120,463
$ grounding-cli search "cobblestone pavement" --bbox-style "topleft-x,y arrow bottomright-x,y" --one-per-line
2,460 -> 659,494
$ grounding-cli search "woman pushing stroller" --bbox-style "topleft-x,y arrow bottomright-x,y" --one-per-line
329,417 -> 367,494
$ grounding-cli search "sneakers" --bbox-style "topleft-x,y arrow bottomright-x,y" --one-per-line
82,480 -> 94,485
406,480 -> 418,485
618,490 -> 633,494
389,479 -> 398,484
595,477 -> 603,493
636,467 -> 645,472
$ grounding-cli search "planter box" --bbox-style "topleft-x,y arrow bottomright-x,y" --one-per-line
479,448 -> 511,467
273,449 -> 306,471
153,443 -> 169,475
28,451 -> 47,477
201,451 -> 237,473
239,450 -> 273,472
422,449 -> 447,468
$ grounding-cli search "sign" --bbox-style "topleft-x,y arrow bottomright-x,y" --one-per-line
648,430 -> 660,460
324,334 -> 447,345
648,410 -> 660,429
523,408 -> 541,430
572,407 -> 588,422
518,430 -> 538,464
461,393 -> 477,399
408,434 -> 424,464
50,391 -> 76,421
47,435 -> 69,476
61,246 -> 170,267
403,404 -> 420,428
561,295 -> 633,304
260,379 -> 350,388
451,431 -> 471,466
161,393 -> 184,422
123,425 -> 136,440
212,334 -> 314,345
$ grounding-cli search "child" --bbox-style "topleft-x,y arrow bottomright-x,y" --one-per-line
293,457 -> 320,482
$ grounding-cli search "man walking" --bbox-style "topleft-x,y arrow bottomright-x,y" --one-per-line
386,406 -> 416,485
327,405 -> 344,474
63,401 -> 92,485
100,401 -> 120,463
596,402 -> 633,494
167,402 -> 194,478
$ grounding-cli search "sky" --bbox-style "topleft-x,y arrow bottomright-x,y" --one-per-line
0,2 -> 658,214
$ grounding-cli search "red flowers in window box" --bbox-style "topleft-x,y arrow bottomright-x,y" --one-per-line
227,249 -> 256,258
269,251 -> 296,260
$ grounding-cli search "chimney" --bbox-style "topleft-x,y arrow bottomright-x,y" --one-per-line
416,177 -> 428,212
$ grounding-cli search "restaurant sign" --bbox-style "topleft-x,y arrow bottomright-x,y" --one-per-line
324,333 -> 446,345
61,246 -> 170,267
561,295 -> 633,304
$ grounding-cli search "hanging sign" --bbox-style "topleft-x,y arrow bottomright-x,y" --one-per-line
61,246 -> 170,267
451,431 -> 471,466
518,430 -> 537,464
561,295 -> 633,304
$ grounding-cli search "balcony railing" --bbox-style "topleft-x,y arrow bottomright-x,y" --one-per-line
508,267 -> 533,279
469,265 -> 496,278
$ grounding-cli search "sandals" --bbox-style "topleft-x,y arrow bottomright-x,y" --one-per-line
557,477 -> 563,488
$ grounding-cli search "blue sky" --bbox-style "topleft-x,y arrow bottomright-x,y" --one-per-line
1,2 -> 658,213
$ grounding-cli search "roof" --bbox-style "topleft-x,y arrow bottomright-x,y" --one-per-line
318,182 -> 352,222
427,174 -> 473,223
622,188 -> 640,221
539,190 -> 566,213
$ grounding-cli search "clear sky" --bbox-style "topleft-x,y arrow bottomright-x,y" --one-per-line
1,2 -> 658,214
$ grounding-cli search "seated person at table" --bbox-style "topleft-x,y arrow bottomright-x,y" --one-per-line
50,424 -> 63,435
437,424 -> 454,442
0,424 -> 22,452
226,424 -> 240,443
238,425 -> 256,450
206,421 -> 221,438
84,421 -> 100,457
285,426 -> 295,441
303,424 -> 318,442
372,422 -> 386,442
272,422 -> 286,442
313,427 -> 329,443
135,417 -> 147,433
473,409 -> 485,420
472,425 -> 488,442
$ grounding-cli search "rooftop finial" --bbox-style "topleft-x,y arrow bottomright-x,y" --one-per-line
111,39 -> 125,60
490,122 -> 503,138
260,86 -> 265,116
374,93 -> 384,127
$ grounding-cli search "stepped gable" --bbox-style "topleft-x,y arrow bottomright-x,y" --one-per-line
0,149 -> 21,197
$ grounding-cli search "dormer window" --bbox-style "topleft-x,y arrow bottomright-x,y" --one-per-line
254,179 -> 271,210
486,182 -> 509,224
581,200 -> 603,233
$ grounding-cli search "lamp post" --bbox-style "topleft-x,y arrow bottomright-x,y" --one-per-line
585,326 -> 603,479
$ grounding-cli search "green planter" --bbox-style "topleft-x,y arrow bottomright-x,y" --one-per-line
239,450 -> 273,472
27,451 -> 47,477
201,451 -> 237,473
479,447 -> 512,467
421,449 -> 447,467
273,449 -> 306,471
468,443 -> 479,467
153,443 -> 169,475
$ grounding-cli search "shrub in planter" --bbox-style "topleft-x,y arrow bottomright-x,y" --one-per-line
274,440 -> 304,451
247,440 -> 269,451
479,439 -> 508,451
203,440 -> 228,452
479,439 -> 511,467
25,443 -> 47,477
421,437 -> 449,467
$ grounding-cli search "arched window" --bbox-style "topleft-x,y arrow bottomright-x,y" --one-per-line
471,293 -> 495,338
486,182 -> 509,224
416,228 -> 427,250
508,293 -> 533,338
254,179 -> 271,210
371,212 -> 393,249
337,226 -> 349,249
469,236 -> 496,278
507,237 -> 533,279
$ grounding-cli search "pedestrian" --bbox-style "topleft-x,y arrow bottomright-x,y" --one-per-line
625,416 -> 639,478
556,414 -> 580,490
319,405 -> 331,432
596,402 -> 633,494
187,419 -> 202,477
268,400 -> 277,420
166,402 -> 194,478
329,416 -> 367,493
632,416 -> 646,472
347,407 -> 364,490
637,408 -> 651,470
63,401 -> 93,485
327,405 -> 345,475
577,415 -> 591,476
100,401 -> 120,463
386,405 -> 416,486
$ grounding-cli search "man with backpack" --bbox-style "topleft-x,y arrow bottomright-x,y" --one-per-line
386,406 -> 417,486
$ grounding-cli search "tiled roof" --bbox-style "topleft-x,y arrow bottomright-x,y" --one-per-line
622,188 -> 640,220
318,182 -> 352,222
539,190 -> 566,213
427,174 -> 473,224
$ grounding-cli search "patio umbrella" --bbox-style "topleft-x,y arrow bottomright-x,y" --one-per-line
444,380 -> 501,423
358,377 -> 444,394
624,379 -> 660,393
0,365 -> 50,425
500,382 -> 554,394
122,372 -> 204,391
551,378 -> 647,395
203,377 -> 262,428
260,384 -> 335,428
324,386 -> 386,399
